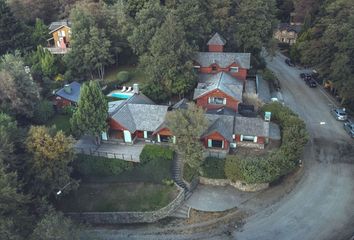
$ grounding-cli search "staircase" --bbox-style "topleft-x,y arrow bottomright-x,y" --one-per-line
169,204 -> 191,219
172,153 -> 190,195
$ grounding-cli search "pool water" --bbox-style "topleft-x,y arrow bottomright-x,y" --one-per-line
109,92 -> 134,99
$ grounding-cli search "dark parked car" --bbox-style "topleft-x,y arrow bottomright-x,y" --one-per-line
300,73 -> 306,79
344,122 -> 354,138
306,78 -> 317,87
285,58 -> 295,67
331,108 -> 348,121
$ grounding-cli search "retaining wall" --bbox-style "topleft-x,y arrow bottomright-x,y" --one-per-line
66,186 -> 185,224
199,176 -> 269,192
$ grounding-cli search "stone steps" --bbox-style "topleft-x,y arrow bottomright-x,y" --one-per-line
169,204 -> 191,219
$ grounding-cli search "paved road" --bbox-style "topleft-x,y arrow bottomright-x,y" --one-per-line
234,52 -> 354,240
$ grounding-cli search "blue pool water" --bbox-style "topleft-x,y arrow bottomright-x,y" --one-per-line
110,92 -> 134,99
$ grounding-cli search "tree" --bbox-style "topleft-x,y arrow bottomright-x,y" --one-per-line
70,81 -> 108,145
0,157 -> 30,240
0,0 -> 25,55
0,113 -> 19,170
31,18 -> 48,47
127,0 -> 167,56
0,53 -> 40,118
166,103 -> 208,169
235,0 -> 277,54
140,13 -> 196,101
84,27 -> 113,80
25,126 -> 77,198
30,211 -> 82,240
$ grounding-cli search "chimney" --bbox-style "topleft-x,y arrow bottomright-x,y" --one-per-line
133,83 -> 139,94
64,84 -> 72,94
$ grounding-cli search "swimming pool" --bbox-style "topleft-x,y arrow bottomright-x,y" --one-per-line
108,92 -> 134,99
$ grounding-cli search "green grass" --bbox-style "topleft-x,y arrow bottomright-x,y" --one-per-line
104,65 -> 146,86
201,157 -> 226,179
56,182 -> 177,212
46,114 -> 71,135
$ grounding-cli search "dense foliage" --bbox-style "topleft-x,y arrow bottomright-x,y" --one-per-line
201,157 -> 226,179
225,102 -> 308,184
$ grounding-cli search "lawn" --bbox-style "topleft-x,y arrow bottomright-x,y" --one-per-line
104,65 -> 146,86
46,114 -> 71,135
56,182 -> 177,212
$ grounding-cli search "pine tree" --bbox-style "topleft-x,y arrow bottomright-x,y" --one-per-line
70,81 -> 108,145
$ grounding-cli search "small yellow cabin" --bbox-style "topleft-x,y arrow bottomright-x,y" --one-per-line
47,20 -> 71,54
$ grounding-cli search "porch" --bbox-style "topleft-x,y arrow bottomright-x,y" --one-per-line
75,136 -> 145,162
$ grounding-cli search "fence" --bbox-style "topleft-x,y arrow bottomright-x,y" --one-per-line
74,147 -> 136,161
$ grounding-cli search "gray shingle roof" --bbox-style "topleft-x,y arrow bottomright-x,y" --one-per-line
193,72 -> 243,101
49,20 -> 71,32
234,116 -> 270,137
172,98 -> 189,110
202,114 -> 234,142
207,33 -> 226,46
55,81 -> 81,103
194,52 -> 251,69
110,94 -> 168,132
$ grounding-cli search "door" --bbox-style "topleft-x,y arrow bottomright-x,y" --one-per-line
123,130 -> 132,143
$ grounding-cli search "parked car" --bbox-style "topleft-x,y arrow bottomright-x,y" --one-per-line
300,73 -> 306,79
306,79 -> 317,87
285,58 -> 295,67
331,108 -> 348,121
343,122 -> 354,138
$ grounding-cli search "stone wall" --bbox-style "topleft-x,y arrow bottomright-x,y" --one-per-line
199,176 -> 269,192
66,187 -> 185,224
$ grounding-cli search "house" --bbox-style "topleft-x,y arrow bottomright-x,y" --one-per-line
193,33 -> 251,80
107,93 -> 173,144
46,20 -> 71,54
193,72 -> 243,112
54,81 -> 81,108
274,23 -> 302,45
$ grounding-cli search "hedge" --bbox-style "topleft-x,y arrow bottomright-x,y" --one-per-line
116,71 -> 131,84
201,157 -> 226,179
225,102 -> 308,184
139,145 -> 174,165
74,154 -> 134,177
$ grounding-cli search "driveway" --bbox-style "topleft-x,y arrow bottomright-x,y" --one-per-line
234,52 -> 354,240
185,184 -> 257,212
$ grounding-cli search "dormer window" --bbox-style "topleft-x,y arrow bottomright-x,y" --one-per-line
230,67 -> 239,73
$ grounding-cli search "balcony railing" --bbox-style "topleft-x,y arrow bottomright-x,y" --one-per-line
45,47 -> 70,54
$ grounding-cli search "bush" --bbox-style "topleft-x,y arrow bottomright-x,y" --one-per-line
116,71 -> 131,84
225,102 -> 308,184
74,154 -> 134,177
139,145 -> 174,165
32,100 -> 55,124
201,157 -> 226,179
61,105 -> 76,116
183,164 -> 199,183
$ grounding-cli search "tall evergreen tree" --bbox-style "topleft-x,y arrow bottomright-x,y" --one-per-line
0,0 -> 25,55
141,13 -> 196,101
70,81 -> 108,144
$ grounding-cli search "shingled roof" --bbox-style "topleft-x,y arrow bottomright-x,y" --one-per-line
207,33 -> 227,46
193,72 -> 243,101
49,19 -> 71,32
110,94 -> 168,132
278,23 -> 302,33
55,81 -> 81,103
194,52 -> 251,69
202,114 -> 234,142
234,116 -> 270,137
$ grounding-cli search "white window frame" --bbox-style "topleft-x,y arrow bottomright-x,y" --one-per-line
230,66 -> 239,73
208,97 -> 226,105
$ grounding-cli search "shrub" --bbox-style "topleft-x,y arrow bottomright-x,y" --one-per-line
139,145 -> 174,165
61,105 -> 76,116
183,163 -> 199,183
32,100 -> 55,124
225,102 -> 308,184
74,154 -> 134,177
116,71 -> 130,84
201,157 -> 226,179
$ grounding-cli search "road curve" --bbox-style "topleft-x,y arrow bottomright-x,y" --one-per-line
234,52 -> 354,240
